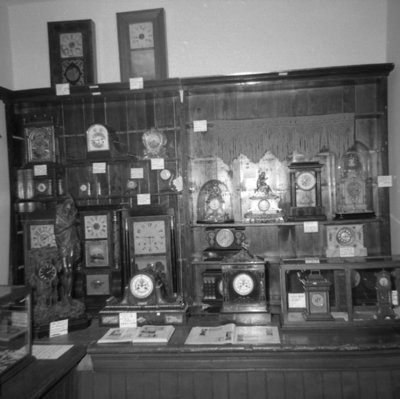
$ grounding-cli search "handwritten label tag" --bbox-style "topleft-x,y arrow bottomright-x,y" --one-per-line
339,246 -> 355,257
137,193 -> 151,205
378,175 -> 393,187
288,293 -> 306,308
303,221 -> 318,233
49,319 -> 68,337
130,168 -> 144,179
55,83 -> 70,96
11,311 -> 28,328
92,162 -> 107,174
119,312 -> 137,328
129,77 -> 144,90
305,257 -> 320,264
193,120 -> 207,132
151,158 -> 165,170
33,164 -> 47,176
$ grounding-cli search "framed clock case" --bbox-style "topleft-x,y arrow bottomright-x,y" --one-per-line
48,19 -> 97,86
117,8 -> 168,81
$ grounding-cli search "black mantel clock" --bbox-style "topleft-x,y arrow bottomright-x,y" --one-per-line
287,161 -> 326,221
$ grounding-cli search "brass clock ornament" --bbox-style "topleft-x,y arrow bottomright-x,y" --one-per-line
287,161 -> 326,221
48,19 -> 97,86
117,9 -> 168,81
221,263 -> 267,313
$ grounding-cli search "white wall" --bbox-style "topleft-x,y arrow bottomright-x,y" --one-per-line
6,0 -> 388,90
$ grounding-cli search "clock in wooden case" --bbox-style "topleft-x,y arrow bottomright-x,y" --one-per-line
375,270 -> 396,320
117,8 -> 168,81
221,263 -> 267,313
325,224 -> 367,258
128,215 -> 174,297
48,19 -> 97,86
24,120 -> 56,164
287,162 -> 326,221
205,227 -> 246,252
301,270 -> 334,321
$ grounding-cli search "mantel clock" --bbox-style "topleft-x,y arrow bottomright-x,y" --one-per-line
48,19 -> 97,86
287,161 -> 326,221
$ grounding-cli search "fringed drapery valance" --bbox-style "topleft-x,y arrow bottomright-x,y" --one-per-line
189,114 -> 355,164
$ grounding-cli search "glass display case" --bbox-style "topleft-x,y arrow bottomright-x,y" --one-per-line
0,286 -> 33,384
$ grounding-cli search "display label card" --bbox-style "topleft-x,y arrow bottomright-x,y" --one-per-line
33,164 -> 47,176
151,158 -> 165,170
303,221 -> 318,233
392,290 -> 398,306
339,246 -> 355,257
378,175 -> 393,187
130,168 -> 144,179
56,83 -> 70,96
49,319 -> 68,337
305,257 -> 320,264
119,312 -> 137,328
193,120 -> 207,132
288,293 -> 306,308
92,162 -> 107,174
129,77 -> 144,90
11,311 -> 28,328
137,193 -> 151,205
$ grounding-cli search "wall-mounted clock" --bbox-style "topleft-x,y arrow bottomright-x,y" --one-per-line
117,8 -> 168,81
287,161 -> 326,221
325,224 -> 367,257
221,263 -> 267,313
48,19 -> 97,86
29,223 -> 57,249
128,214 -> 174,297
24,122 -> 56,164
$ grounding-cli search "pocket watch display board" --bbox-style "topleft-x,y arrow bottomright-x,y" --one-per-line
48,19 -> 97,86
287,161 -> 326,221
117,8 -> 168,81
127,215 -> 174,298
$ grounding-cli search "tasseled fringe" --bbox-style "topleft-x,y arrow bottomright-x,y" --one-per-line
190,114 -> 355,164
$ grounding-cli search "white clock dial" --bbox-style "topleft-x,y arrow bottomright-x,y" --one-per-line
129,22 -> 154,49
232,273 -> 254,296
379,276 -> 390,287
215,229 -> 235,248
84,214 -> 108,239
208,198 -> 221,211
86,124 -> 110,152
296,171 -> 316,191
311,293 -> 325,307
258,199 -> 270,212
129,273 -> 154,299
30,224 -> 56,248
133,220 -> 166,254
336,227 -> 354,246
60,32 -> 83,58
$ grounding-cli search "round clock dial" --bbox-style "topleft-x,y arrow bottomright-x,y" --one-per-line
38,264 -> 57,281
311,293 -> 325,307
160,169 -> 172,180
378,276 -> 390,287
232,273 -> 254,296
84,214 -> 108,239
215,229 -> 235,248
133,220 -> 166,254
296,171 -> 316,191
336,227 -> 355,246
86,124 -> 110,152
208,198 -> 221,211
258,199 -> 270,212
129,274 -> 154,299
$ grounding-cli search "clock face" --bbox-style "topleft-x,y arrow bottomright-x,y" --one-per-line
311,293 -> 325,308
208,198 -> 221,211
30,224 -> 56,249
84,214 -> 108,239
129,22 -> 154,49
336,227 -> 355,246
215,229 -> 235,248
86,124 -> 110,152
378,276 -> 390,287
258,199 -> 270,212
232,273 -> 255,296
59,32 -> 83,58
296,171 -> 316,191
38,264 -> 57,281
133,220 -> 166,255
160,169 -> 172,180
129,273 -> 154,299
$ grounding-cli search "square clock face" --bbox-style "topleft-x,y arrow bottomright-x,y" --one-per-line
84,213 -> 109,240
